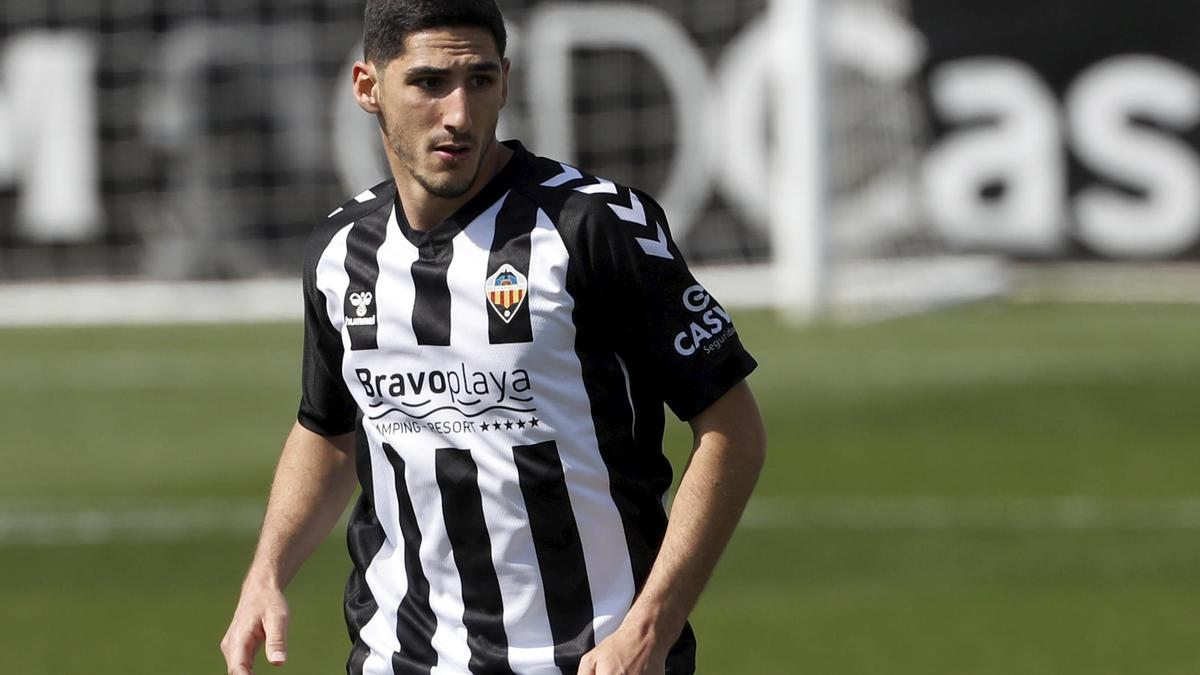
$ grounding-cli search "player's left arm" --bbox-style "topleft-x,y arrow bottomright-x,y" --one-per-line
579,380 -> 766,675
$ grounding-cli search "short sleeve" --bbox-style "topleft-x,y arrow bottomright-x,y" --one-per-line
584,189 -> 758,421
297,251 -> 357,436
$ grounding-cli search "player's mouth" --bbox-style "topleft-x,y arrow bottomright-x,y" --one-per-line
433,142 -> 472,163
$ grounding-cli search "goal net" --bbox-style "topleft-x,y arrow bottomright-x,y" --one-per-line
506,0 -> 1007,320
0,0 -> 1006,323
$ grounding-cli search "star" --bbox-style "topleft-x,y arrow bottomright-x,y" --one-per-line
480,422 -> 492,431
529,417 -> 540,427
516,420 -> 526,429
504,420 -> 514,430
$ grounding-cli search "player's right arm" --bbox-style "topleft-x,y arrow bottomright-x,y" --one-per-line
221,207 -> 363,673
221,204 -> 367,673
220,422 -> 356,675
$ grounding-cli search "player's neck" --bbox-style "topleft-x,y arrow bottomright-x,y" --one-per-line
393,140 -> 513,232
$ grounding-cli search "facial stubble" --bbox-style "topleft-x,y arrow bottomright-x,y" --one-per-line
381,106 -> 495,200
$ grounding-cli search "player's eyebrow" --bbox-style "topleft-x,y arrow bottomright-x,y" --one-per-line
405,62 -> 502,77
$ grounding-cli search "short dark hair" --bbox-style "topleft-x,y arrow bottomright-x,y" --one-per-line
363,0 -> 508,64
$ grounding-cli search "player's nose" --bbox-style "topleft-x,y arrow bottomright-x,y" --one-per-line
442,85 -> 472,133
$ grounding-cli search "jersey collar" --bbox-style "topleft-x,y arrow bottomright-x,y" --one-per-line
392,139 -> 534,249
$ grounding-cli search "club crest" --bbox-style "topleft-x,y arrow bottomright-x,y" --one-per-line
485,264 -> 528,323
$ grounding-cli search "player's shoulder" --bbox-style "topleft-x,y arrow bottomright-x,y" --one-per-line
513,150 -> 681,271
516,150 -> 664,234
304,179 -> 396,264
319,179 -> 396,232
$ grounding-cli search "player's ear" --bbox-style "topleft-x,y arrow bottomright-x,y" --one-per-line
500,58 -> 511,109
353,60 -> 381,114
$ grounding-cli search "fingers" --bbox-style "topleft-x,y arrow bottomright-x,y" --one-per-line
222,584 -> 290,672
220,628 -> 258,675
263,606 -> 290,666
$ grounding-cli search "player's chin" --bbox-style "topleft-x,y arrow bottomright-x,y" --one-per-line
423,172 -> 476,199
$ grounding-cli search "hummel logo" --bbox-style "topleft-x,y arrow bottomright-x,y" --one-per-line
346,291 -> 377,327
349,291 -> 374,317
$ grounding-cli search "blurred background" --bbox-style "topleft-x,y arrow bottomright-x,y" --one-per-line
3,0 -> 1200,672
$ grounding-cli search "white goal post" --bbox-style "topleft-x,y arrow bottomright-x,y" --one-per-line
768,0 -> 1009,322
770,0 -> 827,322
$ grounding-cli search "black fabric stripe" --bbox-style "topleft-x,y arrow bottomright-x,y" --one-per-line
543,192 -> 698,672
299,216 -> 358,437
549,197 -> 673,586
486,195 -> 536,344
513,440 -> 596,672
343,206 -> 390,351
411,244 -> 453,346
345,419 -> 385,675
346,642 -> 370,675
435,448 -> 515,675
382,443 -> 439,674
576,349 -> 699,671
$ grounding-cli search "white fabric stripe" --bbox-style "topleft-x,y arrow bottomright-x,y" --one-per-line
361,434 -> 407,665
528,209 -> 636,645
315,223 -> 354,334
360,610 -> 397,675
375,206 -> 421,351
407,446 -> 474,673
321,214 -> 414,670
448,192 -> 505,351
479,444 -> 559,673
448,192 -> 559,672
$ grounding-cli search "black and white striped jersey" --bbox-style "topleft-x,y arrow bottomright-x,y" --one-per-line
298,140 -> 757,675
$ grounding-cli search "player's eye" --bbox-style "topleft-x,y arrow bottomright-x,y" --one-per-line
411,77 -> 444,90
469,75 -> 495,88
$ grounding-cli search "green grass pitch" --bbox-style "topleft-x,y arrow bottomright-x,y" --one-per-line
2,302 -> 1199,674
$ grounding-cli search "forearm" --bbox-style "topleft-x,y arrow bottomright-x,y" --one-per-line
624,382 -> 767,645
244,421 -> 358,590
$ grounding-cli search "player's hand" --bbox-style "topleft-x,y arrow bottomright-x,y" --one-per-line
577,623 -> 670,675
220,578 -> 290,675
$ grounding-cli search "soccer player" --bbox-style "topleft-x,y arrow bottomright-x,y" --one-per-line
219,1 -> 766,673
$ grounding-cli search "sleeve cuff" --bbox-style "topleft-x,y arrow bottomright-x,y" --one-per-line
296,409 -> 357,437
668,350 -> 759,422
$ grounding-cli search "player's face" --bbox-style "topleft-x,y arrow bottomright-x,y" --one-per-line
373,27 -> 509,200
